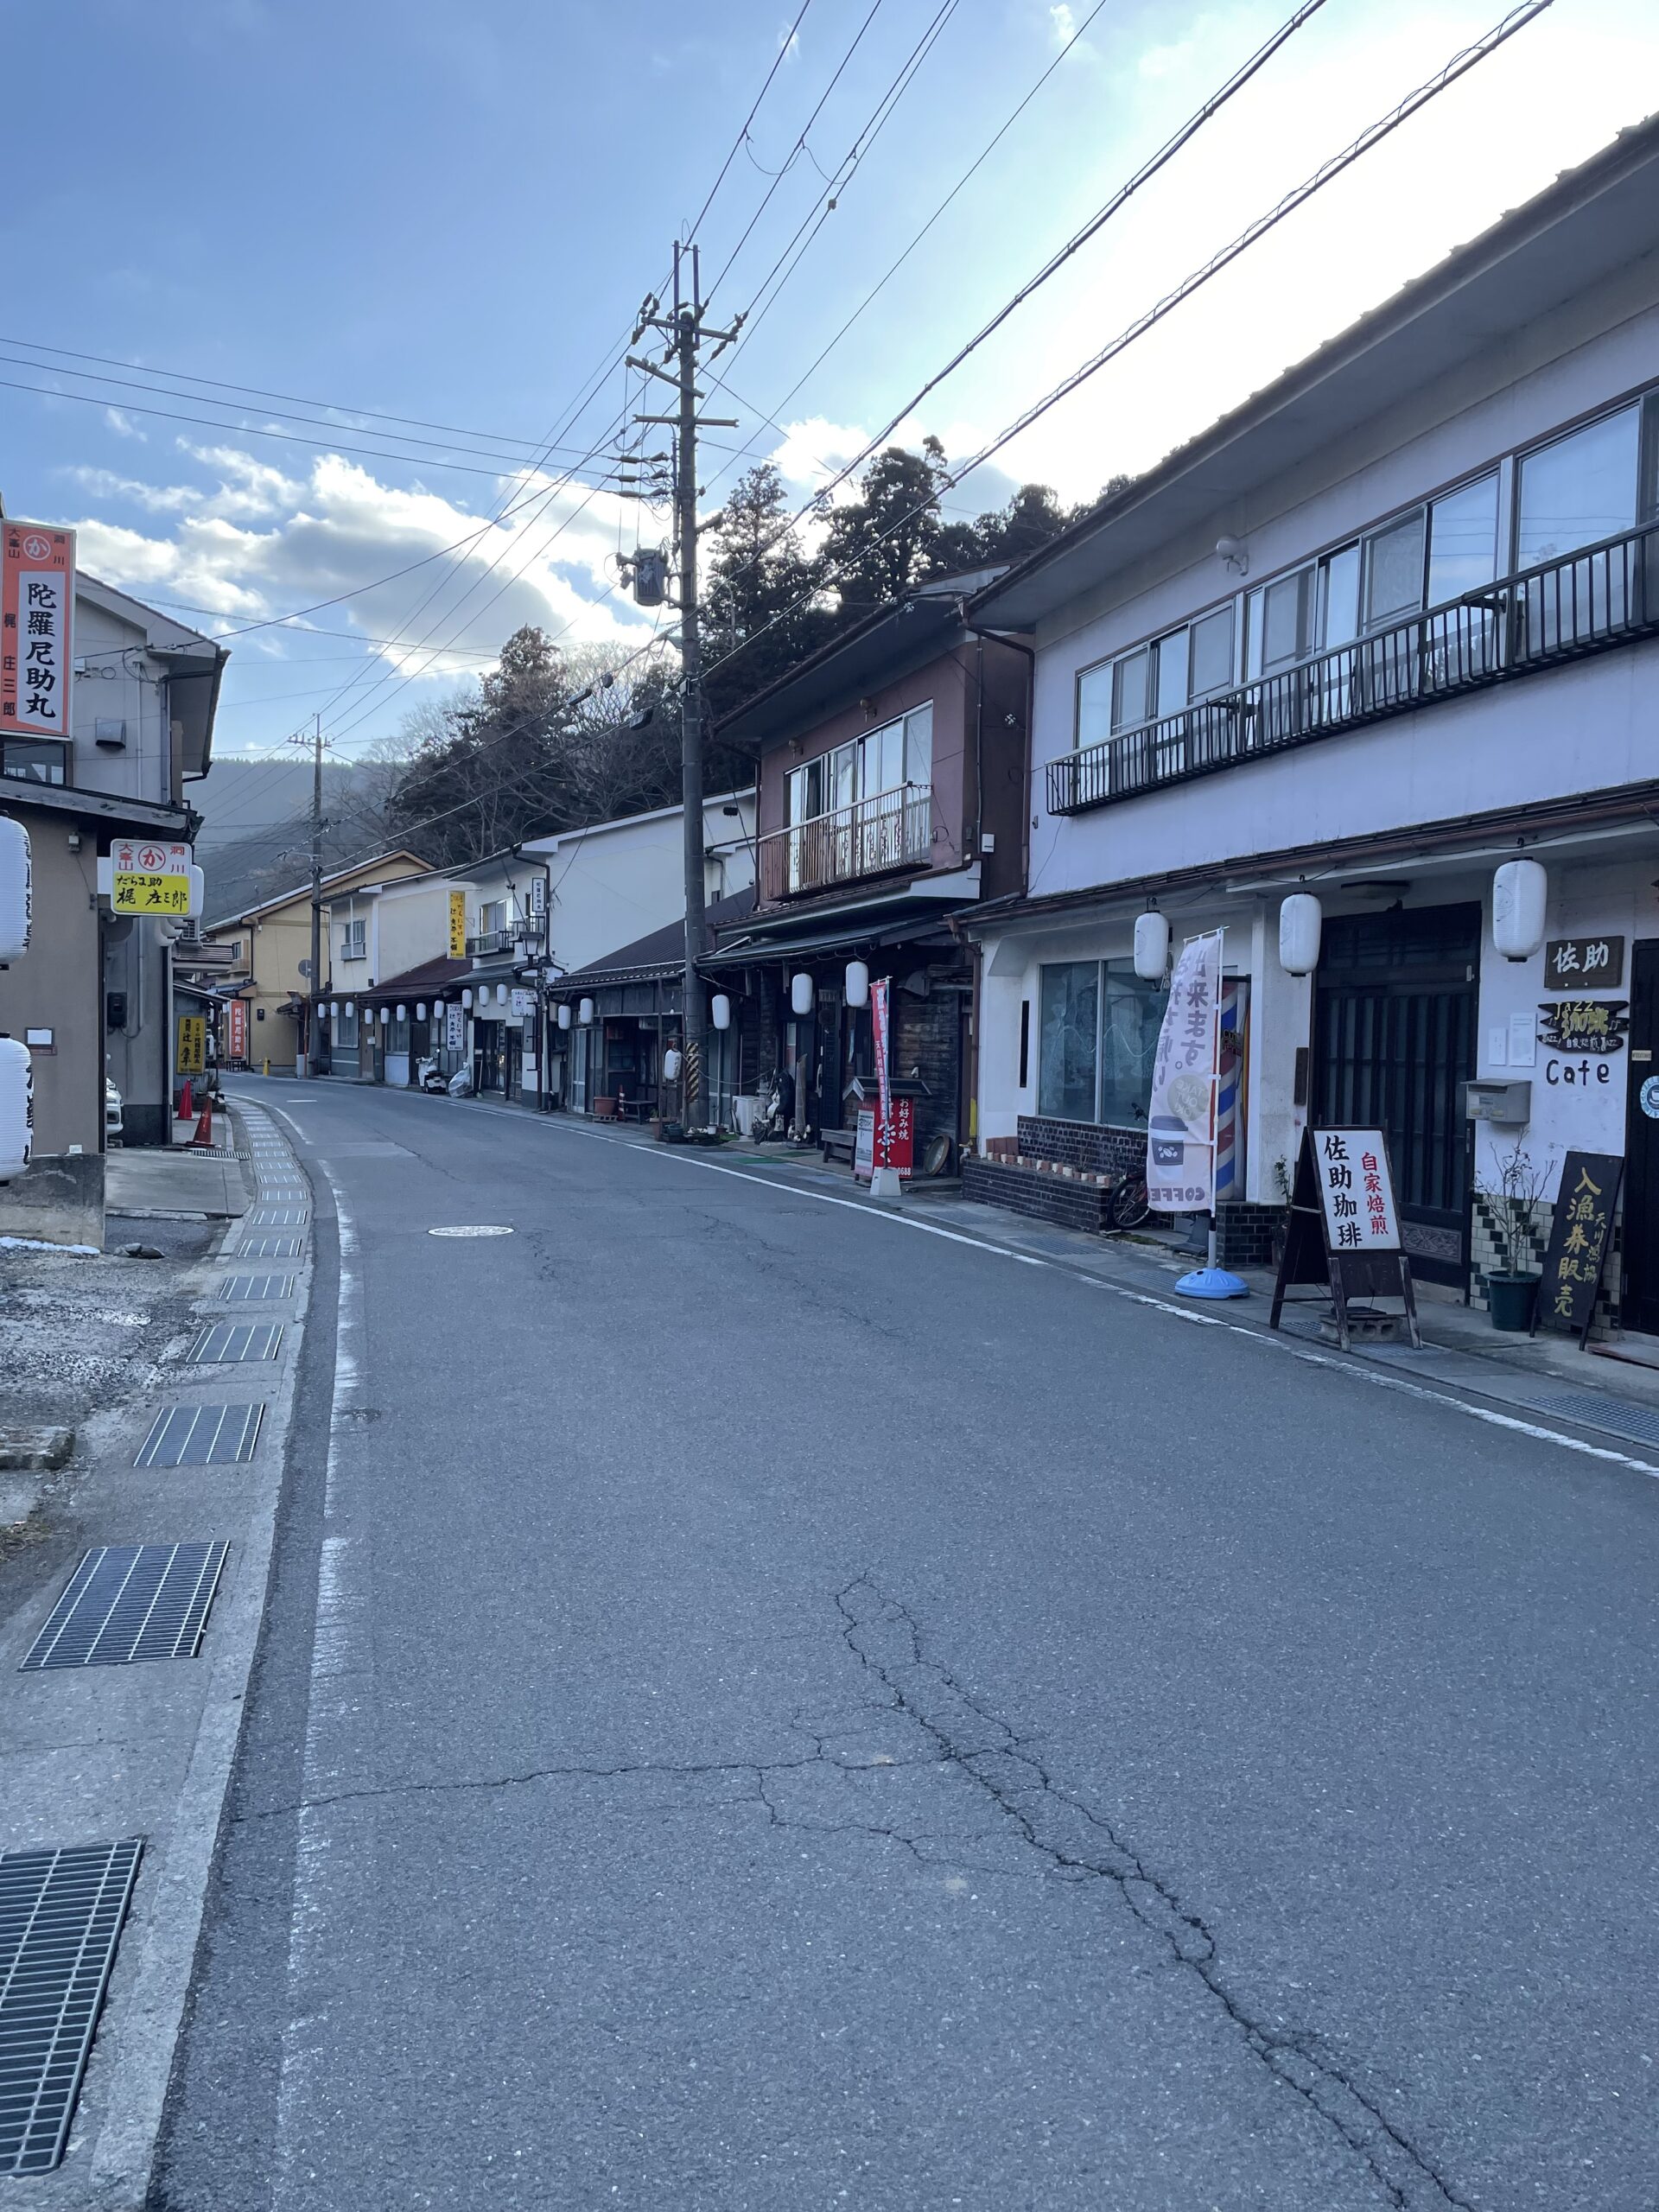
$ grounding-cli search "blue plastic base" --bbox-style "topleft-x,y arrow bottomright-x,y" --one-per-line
1174,1267 -> 1250,1300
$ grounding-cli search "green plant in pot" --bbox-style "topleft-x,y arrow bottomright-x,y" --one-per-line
1478,1141 -> 1553,1331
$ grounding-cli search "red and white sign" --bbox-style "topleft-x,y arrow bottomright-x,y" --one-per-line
854,1096 -> 916,1184
227,999 -> 249,1064
2,522 -> 74,737
871,976 -> 892,1121
1315,1128 -> 1401,1252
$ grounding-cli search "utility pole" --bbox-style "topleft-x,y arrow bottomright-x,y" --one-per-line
629,245 -> 738,1127
287,714 -> 325,1075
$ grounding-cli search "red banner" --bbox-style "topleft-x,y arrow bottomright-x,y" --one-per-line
227,1000 -> 248,1064
871,976 -> 891,1121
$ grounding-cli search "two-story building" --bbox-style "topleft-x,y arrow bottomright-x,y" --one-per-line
2,556 -> 226,1157
707,574 -> 1029,1166
964,118 -> 1659,1315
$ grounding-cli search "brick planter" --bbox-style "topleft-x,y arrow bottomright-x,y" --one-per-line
963,1154 -> 1113,1234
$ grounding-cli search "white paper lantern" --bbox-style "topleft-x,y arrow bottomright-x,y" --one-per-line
499,983 -> 510,1005
791,971 -> 813,1016
1278,893 -> 1323,976
343,1001 -> 354,1018
664,1046 -> 683,1080
578,997 -> 594,1026
187,863 -> 205,918
378,1006 -> 391,1026
0,817 -> 31,962
1492,858 -> 1548,963
711,993 -> 731,1031
557,1002 -> 572,1030
461,988 -> 474,1010
0,1036 -> 33,1179
844,960 -> 869,1009
395,1004 -> 407,1021
328,1002 -> 339,1020
416,1002 -> 427,1021
1133,911 -> 1170,982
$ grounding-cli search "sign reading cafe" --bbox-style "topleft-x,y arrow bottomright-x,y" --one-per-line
1,522 -> 75,738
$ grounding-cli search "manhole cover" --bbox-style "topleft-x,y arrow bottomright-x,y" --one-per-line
0,1840 -> 143,2173
22,1542 -> 230,1669
427,1225 -> 513,1237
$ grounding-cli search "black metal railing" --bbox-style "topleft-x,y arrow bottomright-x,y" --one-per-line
467,918 -> 546,956
758,785 -> 933,902
1048,518 -> 1659,816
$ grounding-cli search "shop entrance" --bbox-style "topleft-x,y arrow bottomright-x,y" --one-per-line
1313,903 -> 1478,1289
1622,940 -> 1659,1334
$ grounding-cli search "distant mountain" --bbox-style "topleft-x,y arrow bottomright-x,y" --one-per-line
196,755 -> 403,923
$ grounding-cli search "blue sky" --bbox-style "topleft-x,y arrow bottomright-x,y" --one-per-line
5,0 -> 1656,766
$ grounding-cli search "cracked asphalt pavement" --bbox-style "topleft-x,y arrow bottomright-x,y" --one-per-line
149,1079 -> 1659,2211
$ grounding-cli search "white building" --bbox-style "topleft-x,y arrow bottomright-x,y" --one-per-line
966,118 -> 1659,1320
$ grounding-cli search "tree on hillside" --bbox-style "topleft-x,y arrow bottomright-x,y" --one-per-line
702,461 -> 829,725
821,436 -> 952,617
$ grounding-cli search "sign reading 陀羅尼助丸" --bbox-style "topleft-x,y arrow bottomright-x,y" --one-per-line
2,523 -> 74,738
1543,937 -> 1624,991
1147,931 -> 1222,1213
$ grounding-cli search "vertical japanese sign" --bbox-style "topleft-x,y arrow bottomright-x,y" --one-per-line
446,1003 -> 465,1052
871,976 -> 892,1122
176,1017 -> 207,1076
448,890 -> 467,959
1147,931 -> 1222,1212
227,1000 -> 248,1064
2,523 -> 74,737
1315,1128 -> 1400,1251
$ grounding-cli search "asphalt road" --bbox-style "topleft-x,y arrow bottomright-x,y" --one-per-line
150,1078 -> 1659,2212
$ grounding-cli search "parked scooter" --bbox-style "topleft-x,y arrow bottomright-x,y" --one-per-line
415,1056 -> 448,1094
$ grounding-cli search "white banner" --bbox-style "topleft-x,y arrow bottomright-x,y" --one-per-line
445,1003 -> 466,1052
1147,931 -> 1222,1213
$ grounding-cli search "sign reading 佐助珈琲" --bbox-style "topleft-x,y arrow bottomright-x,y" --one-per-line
2,522 -> 74,738
1535,1150 -> 1622,1345
1269,1126 -> 1421,1352
111,838 -> 193,916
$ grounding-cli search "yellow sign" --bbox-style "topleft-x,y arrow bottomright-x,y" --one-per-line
448,888 -> 467,959
110,836 -> 192,916
176,1016 -> 207,1075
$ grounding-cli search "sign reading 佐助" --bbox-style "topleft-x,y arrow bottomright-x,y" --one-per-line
2,522 -> 74,737
1315,1128 -> 1400,1252
1536,1150 -> 1622,1344
1544,936 -> 1624,990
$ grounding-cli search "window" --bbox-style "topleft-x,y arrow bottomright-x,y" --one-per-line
1188,605 -> 1235,698
1037,960 -> 1168,1125
480,899 -> 505,935
1248,568 -> 1313,677
340,917 -> 365,960
786,705 -> 933,826
337,1006 -> 359,1048
1516,405 -> 1640,568
1427,473 -> 1498,601
1318,545 -> 1361,649
1110,647 -> 1148,733
1098,963 -> 1168,1127
1364,511 -> 1427,628
389,1014 -> 410,1053
1038,963 -> 1097,1123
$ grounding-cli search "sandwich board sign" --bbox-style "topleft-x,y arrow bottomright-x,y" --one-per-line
1269,1126 -> 1421,1351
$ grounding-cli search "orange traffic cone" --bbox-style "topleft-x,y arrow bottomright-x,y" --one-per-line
187,1094 -> 215,1150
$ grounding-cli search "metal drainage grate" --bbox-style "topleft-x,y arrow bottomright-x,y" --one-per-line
134,1404 -> 264,1468
219,1274 -> 294,1304
1527,1389 -> 1659,1446
22,1544 -> 230,1669
188,1322 -> 282,1364
238,1234 -> 302,1261
0,1840 -> 143,2175
246,1207 -> 307,1230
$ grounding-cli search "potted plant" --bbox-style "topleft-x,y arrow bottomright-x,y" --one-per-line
1478,1141 -> 1553,1331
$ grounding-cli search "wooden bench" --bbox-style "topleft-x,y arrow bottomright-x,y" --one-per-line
821,1128 -> 856,1165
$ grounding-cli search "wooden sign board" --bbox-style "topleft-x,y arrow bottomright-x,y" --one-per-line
1535,1149 -> 1622,1345
1269,1126 -> 1421,1351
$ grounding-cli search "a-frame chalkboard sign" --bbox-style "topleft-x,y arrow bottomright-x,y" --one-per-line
1269,1126 -> 1422,1352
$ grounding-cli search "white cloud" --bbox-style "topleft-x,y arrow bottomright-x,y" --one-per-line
103,407 -> 146,441
1050,4 -> 1076,48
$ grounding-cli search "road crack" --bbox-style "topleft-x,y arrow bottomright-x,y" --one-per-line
834,1573 -> 1471,2212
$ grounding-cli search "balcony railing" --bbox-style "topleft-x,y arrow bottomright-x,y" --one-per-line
1048,519 -> 1659,816
759,785 -> 933,902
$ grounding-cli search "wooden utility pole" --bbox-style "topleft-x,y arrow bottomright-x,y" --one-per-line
629,245 -> 737,1127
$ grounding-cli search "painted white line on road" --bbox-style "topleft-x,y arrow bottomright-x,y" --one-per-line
1117,1290 -> 1232,1327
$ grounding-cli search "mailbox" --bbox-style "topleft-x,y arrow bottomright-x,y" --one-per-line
1464,1078 -> 1532,1125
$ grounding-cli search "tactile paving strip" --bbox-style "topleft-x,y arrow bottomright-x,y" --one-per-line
238,1234 -> 303,1261
219,1274 -> 295,1304
134,1404 -> 264,1467
22,1543 -> 229,1669
0,1840 -> 143,2173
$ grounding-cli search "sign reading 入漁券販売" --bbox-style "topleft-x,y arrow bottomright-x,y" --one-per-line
1147,931 -> 1222,1213
2,523 -> 74,738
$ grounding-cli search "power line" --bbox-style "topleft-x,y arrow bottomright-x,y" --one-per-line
693,0 -> 1556,699
682,0 -> 817,245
